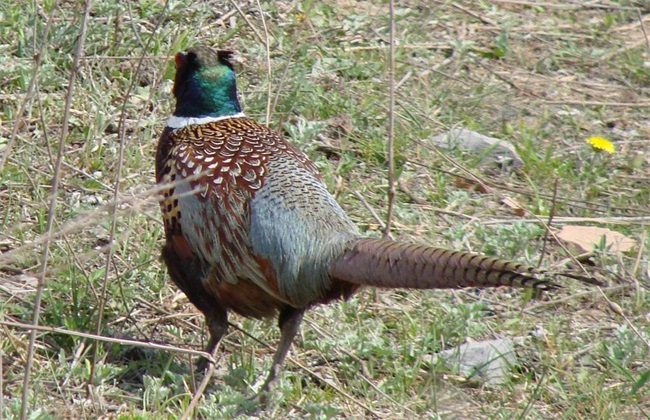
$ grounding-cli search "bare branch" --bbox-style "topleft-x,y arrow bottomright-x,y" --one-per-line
21,2 -> 92,418
384,0 -> 396,238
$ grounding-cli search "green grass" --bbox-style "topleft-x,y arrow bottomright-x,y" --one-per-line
1,0 -> 649,418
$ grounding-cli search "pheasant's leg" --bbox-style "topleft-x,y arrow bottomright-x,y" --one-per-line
197,306 -> 228,371
161,244 -> 228,370
258,307 -> 305,393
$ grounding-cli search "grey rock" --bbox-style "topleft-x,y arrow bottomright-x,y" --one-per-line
437,338 -> 517,385
430,128 -> 523,169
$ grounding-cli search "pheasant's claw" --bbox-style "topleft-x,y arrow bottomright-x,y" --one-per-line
195,356 -> 210,373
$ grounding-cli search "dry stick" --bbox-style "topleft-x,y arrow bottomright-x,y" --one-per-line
0,71 -> 60,420
384,0 -> 396,238
19,2 -> 92,418
482,216 -> 650,226
0,0 -> 59,173
255,0 -> 273,125
229,0 -> 265,45
180,343 -> 220,420
639,7 -> 650,56
631,229 -> 646,293
538,178 -> 559,267
214,8 -> 238,26
451,2 -> 497,26
0,317 -> 3,420
543,100 -> 650,108
0,319 -> 215,361
526,284 -> 632,312
597,289 -> 650,351
35,78 -> 55,166
87,0 -> 172,396
0,176 -> 201,267
269,2 -> 315,120
77,55 -> 170,60
475,59 -> 542,99
126,0 -> 145,49
353,190 -> 386,232
524,211 -> 590,276
335,44 -> 452,52
489,0 -> 638,11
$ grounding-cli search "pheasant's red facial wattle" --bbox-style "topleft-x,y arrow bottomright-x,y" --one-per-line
174,52 -> 185,69
172,52 -> 187,98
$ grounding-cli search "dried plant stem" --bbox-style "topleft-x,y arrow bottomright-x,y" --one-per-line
255,0 -> 273,125
543,100 -> 650,107
538,178 -> 559,267
638,7 -> 650,56
481,216 -> 650,226
353,190 -> 386,231
0,316 -> 3,418
180,344 -> 219,420
0,0 -> 59,173
489,0 -> 638,11
269,2 -> 315,121
1,319 -> 215,360
87,0 -> 171,394
596,289 -> 650,351
384,0 -> 396,238
0,175 -> 206,267
229,0 -> 265,44
20,2 -> 92,418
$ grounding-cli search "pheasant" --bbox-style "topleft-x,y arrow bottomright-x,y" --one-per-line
155,46 -> 594,394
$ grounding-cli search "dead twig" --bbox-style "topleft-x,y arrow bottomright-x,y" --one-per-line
638,7 -> 650,57
384,0 -> 396,238
538,178 -> 558,267
20,2 -> 91,418
0,1 -> 59,173
88,0 -> 171,396
1,319 -> 215,361
180,343 -> 220,420
489,0 -> 639,10
543,100 -> 650,107
353,190 -> 387,234
228,0 -> 265,45
255,0 -> 272,125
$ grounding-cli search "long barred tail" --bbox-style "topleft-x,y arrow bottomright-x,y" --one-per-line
329,238 -> 559,290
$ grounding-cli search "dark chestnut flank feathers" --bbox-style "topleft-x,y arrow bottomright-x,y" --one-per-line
155,46 -> 595,396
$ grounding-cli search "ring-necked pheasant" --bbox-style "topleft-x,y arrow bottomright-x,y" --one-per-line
155,46 -> 595,394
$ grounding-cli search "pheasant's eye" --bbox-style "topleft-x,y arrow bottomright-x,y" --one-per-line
174,52 -> 185,69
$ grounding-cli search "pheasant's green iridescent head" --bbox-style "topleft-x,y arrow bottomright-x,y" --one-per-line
172,46 -> 242,118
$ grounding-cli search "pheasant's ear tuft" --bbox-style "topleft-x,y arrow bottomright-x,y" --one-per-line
217,50 -> 236,70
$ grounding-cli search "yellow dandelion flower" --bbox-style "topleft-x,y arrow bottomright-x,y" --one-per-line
586,136 -> 615,154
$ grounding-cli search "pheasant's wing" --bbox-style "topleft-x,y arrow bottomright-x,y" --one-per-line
248,152 -> 359,306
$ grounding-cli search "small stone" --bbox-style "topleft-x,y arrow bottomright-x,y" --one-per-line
435,338 -> 517,386
430,128 -> 523,170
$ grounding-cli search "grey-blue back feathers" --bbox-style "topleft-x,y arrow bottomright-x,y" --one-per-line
249,155 -> 359,306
